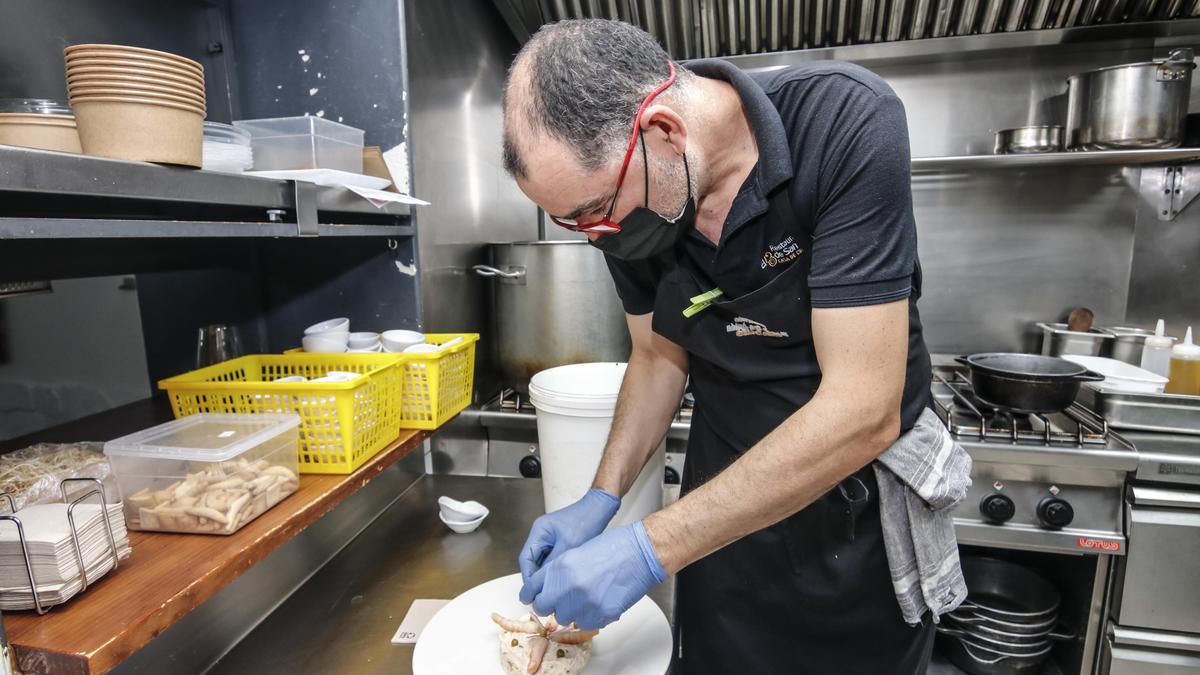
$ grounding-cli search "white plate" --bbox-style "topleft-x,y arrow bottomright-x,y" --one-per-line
244,169 -> 391,190
412,573 -> 672,675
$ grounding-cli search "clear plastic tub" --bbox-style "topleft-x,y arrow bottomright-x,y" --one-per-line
233,116 -> 363,173
103,413 -> 300,535
202,121 -> 253,172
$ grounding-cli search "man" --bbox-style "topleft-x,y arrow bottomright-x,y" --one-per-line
502,19 -> 937,673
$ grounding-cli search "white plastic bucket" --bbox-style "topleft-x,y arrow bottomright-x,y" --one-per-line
528,362 -> 664,527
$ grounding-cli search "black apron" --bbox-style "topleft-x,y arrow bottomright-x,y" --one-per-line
651,189 -> 935,674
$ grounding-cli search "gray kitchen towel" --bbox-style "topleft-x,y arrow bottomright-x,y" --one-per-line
873,407 -> 972,625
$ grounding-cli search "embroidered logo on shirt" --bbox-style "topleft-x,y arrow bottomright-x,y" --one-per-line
726,317 -> 790,338
760,235 -> 804,269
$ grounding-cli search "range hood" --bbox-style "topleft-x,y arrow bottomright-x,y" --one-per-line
491,0 -> 1200,59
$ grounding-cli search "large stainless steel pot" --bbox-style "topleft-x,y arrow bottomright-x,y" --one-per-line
1066,49 -> 1196,150
474,241 -> 631,393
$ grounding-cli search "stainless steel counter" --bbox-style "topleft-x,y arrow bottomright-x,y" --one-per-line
208,474 -> 675,674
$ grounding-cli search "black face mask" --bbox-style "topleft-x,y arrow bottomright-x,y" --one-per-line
590,138 -> 695,261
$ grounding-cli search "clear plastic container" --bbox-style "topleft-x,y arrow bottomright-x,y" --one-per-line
103,413 -> 300,535
232,116 -> 363,173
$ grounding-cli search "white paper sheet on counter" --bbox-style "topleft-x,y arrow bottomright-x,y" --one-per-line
392,598 -> 450,644
346,184 -> 431,208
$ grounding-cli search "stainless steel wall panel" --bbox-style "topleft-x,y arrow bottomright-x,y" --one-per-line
406,0 -> 538,401
912,167 -> 1137,353
1126,168 -> 1200,340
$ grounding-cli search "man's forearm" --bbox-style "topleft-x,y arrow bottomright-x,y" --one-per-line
592,345 -> 688,498
643,385 -> 900,574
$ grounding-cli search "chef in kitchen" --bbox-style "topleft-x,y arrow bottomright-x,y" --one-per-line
504,18 -> 971,674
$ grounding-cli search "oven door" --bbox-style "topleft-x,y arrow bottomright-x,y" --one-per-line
1103,625 -> 1200,674
1111,486 -> 1200,634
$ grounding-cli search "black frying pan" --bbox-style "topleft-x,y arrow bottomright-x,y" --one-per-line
956,353 -> 1104,413
956,557 -> 1061,623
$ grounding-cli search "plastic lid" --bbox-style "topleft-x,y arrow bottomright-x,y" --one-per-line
1144,319 -> 1176,349
203,121 -> 251,145
1172,326 -> 1200,359
104,413 -> 300,461
0,98 -> 72,115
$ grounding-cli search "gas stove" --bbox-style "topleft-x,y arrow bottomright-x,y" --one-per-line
932,365 -> 1138,556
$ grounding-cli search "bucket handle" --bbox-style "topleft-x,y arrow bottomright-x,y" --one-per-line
473,264 -> 526,280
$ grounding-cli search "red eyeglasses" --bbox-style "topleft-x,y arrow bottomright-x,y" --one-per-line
549,61 -> 678,234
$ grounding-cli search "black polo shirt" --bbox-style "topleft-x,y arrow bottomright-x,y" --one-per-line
607,58 -> 921,311
604,58 -> 932,427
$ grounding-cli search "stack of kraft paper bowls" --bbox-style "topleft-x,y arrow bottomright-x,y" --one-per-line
64,43 -> 205,167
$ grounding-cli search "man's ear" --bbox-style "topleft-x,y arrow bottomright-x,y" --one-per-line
640,104 -> 687,156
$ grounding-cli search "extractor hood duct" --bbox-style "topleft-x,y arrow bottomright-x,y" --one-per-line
491,0 -> 1198,57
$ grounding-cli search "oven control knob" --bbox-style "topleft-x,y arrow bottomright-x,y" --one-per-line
664,466 -> 680,485
979,494 -> 1015,524
519,456 -> 541,479
1037,497 -> 1074,529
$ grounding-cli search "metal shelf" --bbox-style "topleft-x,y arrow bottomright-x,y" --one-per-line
911,147 -> 1200,172
0,145 -> 414,239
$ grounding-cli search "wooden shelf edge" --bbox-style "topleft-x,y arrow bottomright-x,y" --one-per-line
5,428 -> 430,675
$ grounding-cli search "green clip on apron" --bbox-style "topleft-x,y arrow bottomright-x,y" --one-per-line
650,187 -> 934,674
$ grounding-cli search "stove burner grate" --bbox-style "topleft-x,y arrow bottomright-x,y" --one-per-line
933,371 -> 1110,446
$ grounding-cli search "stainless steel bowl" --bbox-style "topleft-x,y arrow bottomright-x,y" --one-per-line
994,126 -> 1065,154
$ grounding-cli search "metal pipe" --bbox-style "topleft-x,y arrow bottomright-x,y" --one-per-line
912,0 -> 934,38
661,0 -> 680,57
1005,0 -> 1031,29
747,0 -> 762,52
1103,0 -> 1131,21
1028,0 -> 1056,28
765,0 -> 784,50
679,0 -> 697,59
932,0 -> 958,35
859,0 -> 880,40
957,0 -> 983,32
1079,0 -> 1106,23
980,0 -> 1008,32
888,0 -> 912,39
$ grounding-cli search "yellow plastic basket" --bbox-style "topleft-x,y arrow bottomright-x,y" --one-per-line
397,333 -> 479,429
158,353 -> 402,474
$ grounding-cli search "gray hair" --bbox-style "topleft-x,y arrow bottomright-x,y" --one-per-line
503,19 -> 688,179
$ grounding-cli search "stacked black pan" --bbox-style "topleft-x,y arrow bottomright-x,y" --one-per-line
937,558 -> 1074,675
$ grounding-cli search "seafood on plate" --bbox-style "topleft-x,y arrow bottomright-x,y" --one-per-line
490,612 -> 598,675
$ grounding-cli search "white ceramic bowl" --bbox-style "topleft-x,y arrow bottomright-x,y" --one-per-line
308,331 -> 349,347
403,343 -> 442,354
439,510 -> 486,534
438,496 -> 489,522
347,344 -> 383,353
311,370 -> 362,383
348,331 -> 380,349
302,335 -> 348,353
381,329 -> 425,353
304,317 -> 350,335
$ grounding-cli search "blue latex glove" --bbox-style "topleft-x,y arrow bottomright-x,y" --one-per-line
518,488 -> 621,603
524,520 -> 668,631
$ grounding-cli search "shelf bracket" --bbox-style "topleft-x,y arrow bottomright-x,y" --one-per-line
1157,165 -> 1200,222
292,180 -> 320,236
